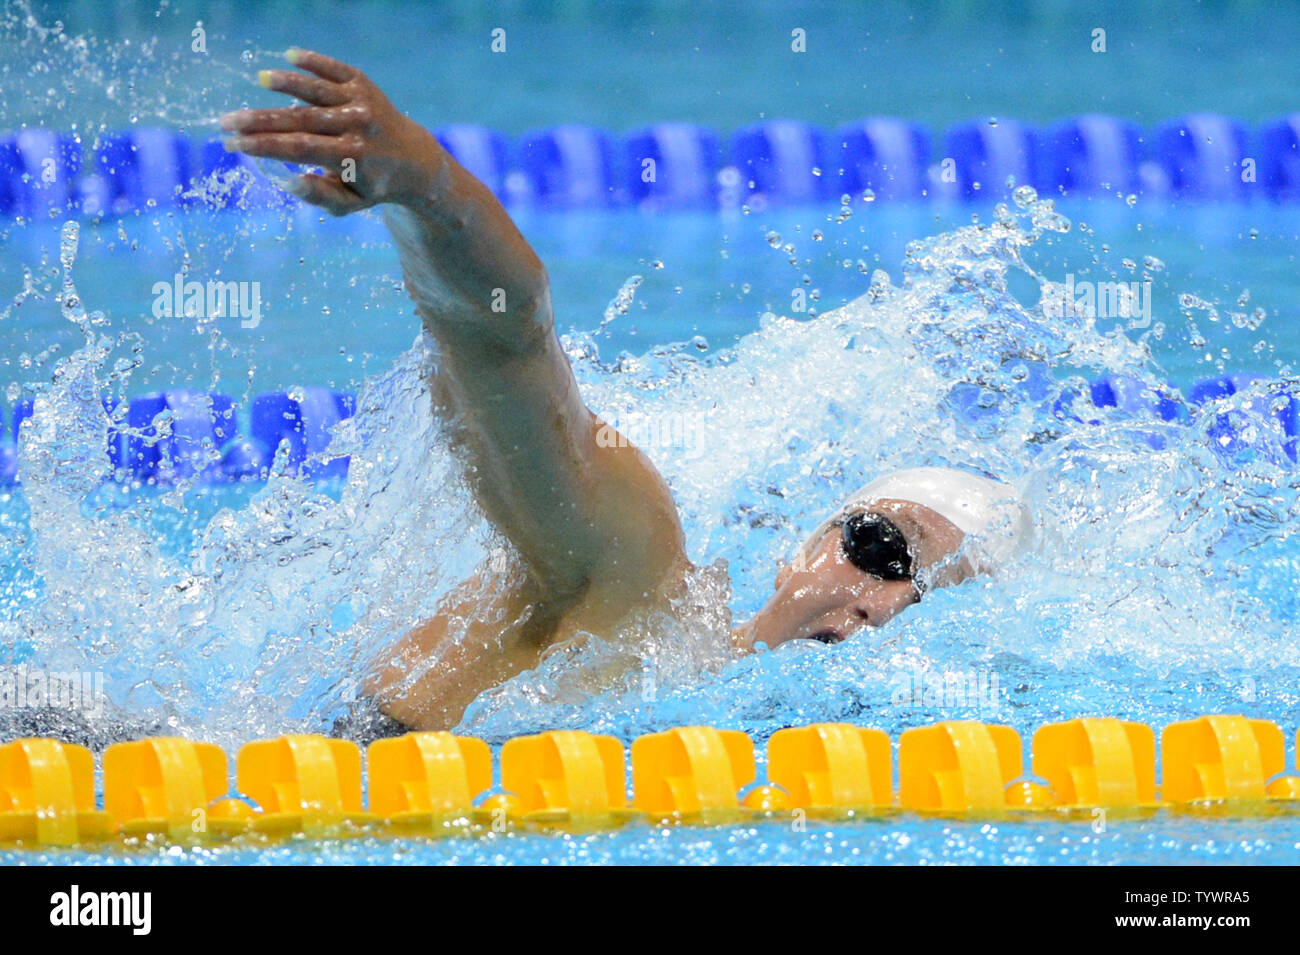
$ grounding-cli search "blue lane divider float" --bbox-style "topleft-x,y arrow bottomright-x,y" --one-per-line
833,118 -> 931,200
0,414 -> 16,484
123,391 -> 237,481
90,128 -> 193,215
730,119 -> 832,206
515,124 -> 619,208
1,397 -> 31,483
1088,376 -> 1183,423
0,376 -> 1294,489
1035,115 -> 1143,197
0,129 -> 81,217
1189,375 -> 1299,463
244,387 -> 356,480
623,122 -> 720,209
1259,115 -> 1300,201
941,119 -> 1037,201
5,112 -> 1300,214
1149,114 -> 1251,200
11,397 -> 33,436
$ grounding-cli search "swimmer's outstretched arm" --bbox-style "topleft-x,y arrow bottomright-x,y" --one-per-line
223,51 -> 687,723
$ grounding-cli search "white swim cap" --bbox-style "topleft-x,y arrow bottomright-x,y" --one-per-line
801,466 -> 1031,574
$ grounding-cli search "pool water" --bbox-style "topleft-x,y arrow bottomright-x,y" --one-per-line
3,199 -> 1297,396
2,0 -> 1300,865
13,811 -> 1300,866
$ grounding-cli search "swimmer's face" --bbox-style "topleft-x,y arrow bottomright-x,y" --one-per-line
736,499 -> 972,651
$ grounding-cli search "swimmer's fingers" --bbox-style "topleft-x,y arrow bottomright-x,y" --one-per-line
258,69 -> 349,107
226,132 -> 360,167
221,105 -> 363,137
284,48 -> 356,84
286,173 -> 368,216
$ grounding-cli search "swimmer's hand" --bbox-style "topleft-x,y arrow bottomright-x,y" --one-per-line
219,48 -> 444,215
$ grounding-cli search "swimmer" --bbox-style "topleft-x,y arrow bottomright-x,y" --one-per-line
219,50 -> 1031,738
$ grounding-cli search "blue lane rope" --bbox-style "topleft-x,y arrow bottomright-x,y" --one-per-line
2,113 -> 1299,216
0,374 -> 1294,487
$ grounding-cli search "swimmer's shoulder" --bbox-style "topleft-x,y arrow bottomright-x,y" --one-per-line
552,550 -> 696,647
584,413 -> 688,604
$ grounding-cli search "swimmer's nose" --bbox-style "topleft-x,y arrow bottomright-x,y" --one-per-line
853,582 -> 920,628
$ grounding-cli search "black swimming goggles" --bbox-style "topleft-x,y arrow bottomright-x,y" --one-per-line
837,512 -> 915,582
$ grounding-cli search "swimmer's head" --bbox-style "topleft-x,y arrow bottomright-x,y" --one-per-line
736,467 -> 1031,650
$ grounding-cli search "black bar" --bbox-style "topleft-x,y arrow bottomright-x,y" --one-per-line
0,864 -> 1281,941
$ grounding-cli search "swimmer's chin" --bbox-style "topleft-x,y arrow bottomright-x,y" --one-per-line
782,626 -> 847,647
731,623 -> 846,652
806,628 -> 845,645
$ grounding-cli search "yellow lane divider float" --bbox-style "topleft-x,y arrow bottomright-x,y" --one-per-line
633,726 -> 755,822
0,738 -> 113,845
766,723 -> 892,816
369,731 -> 491,828
1032,717 -> 1157,811
104,737 -> 231,839
501,728 -> 637,826
1,714 -> 1299,847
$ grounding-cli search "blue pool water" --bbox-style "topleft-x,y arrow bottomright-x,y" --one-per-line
2,0 -> 1300,864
